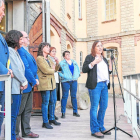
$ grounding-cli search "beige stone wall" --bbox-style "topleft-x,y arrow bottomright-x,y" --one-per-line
86,0 -> 98,37
120,0 -> 134,32
121,35 -> 135,75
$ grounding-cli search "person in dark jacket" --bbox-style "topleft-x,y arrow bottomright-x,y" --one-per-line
82,40 -> 112,139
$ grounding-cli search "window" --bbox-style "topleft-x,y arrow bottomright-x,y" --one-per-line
78,0 -> 82,19
106,47 -> 118,75
105,0 -> 116,21
80,51 -> 83,72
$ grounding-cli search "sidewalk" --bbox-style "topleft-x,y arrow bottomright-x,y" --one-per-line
24,97 -> 138,140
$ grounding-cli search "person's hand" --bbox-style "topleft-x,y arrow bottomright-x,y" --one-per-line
91,57 -> 102,66
36,79 -> 39,85
7,69 -> 14,78
52,65 -> 55,70
20,84 -> 27,90
54,57 -> 59,64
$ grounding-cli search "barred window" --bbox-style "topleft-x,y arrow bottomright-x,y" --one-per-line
80,51 -> 83,72
78,0 -> 82,19
105,0 -> 116,21
106,47 -> 118,75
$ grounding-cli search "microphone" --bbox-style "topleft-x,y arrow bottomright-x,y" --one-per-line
103,48 -> 114,51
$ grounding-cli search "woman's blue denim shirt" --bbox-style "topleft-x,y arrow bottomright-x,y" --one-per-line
58,59 -> 80,82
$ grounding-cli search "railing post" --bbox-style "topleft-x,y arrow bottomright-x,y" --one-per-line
126,76 -> 131,123
130,76 -> 137,136
123,77 -> 127,116
0,75 -> 11,140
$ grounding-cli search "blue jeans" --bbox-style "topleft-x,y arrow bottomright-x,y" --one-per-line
41,89 -> 57,123
61,81 -> 78,113
11,94 -> 22,140
88,82 -> 108,134
0,91 -> 5,136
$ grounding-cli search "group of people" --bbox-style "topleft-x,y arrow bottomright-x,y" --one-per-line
0,0 -> 113,140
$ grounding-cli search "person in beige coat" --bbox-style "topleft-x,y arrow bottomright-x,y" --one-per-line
36,42 -> 61,129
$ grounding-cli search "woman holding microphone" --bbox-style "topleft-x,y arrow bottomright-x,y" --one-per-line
82,40 -> 112,139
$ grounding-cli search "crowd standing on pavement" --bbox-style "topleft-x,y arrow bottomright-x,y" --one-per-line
0,0 -> 112,139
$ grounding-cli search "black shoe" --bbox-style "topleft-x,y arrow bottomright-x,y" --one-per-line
55,115 -> 58,120
42,123 -> 53,129
61,113 -> 65,118
101,130 -> 111,135
73,113 -> 80,117
49,120 -> 61,126
91,132 -> 104,139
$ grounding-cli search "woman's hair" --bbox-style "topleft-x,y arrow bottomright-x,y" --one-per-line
37,42 -> 51,56
91,40 -> 104,57
50,47 -> 56,53
5,30 -> 23,49
63,50 -> 70,57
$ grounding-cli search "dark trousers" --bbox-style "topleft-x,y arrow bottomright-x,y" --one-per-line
0,91 -> 4,135
11,94 -> 22,140
16,91 -> 33,137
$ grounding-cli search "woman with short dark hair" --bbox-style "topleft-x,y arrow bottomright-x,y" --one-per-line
5,30 -> 28,140
82,40 -> 112,139
36,42 -> 61,129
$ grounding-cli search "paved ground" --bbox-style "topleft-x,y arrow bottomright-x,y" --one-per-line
0,97 -> 139,140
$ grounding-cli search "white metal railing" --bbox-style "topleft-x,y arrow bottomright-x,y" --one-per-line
0,75 -> 11,140
123,73 -> 140,138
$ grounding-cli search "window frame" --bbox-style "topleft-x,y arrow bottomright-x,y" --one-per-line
80,51 -> 83,72
78,0 -> 82,19
106,47 -> 118,75
105,0 -> 116,21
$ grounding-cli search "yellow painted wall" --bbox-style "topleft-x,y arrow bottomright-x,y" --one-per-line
135,41 -> 140,73
76,42 -> 87,83
75,0 -> 87,38
65,0 -> 73,32
50,0 -> 61,18
98,0 -> 121,36
50,25 -> 61,61
66,41 -> 73,59
134,0 -> 140,30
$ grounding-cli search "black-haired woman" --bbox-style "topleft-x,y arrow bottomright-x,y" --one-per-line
5,30 -> 28,140
36,42 -> 61,129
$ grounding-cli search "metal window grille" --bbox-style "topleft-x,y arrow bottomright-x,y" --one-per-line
105,0 -> 116,21
80,51 -> 83,72
106,47 -> 118,75
78,0 -> 82,19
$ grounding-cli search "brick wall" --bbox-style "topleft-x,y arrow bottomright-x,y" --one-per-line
120,0 -> 134,32
86,0 -> 98,37
121,35 -> 135,75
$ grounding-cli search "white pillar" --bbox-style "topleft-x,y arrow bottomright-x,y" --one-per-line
126,77 -> 131,123
45,0 -> 50,43
138,76 -> 140,126
123,77 -> 127,116
131,77 -> 137,136
13,1 -> 24,31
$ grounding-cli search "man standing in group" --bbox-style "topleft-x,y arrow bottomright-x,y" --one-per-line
59,51 -> 80,118
16,31 -> 39,140
0,0 -> 13,135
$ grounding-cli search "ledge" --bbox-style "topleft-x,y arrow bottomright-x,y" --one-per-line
102,19 -> 116,24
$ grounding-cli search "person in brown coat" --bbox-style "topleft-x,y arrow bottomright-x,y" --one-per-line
36,42 -> 61,129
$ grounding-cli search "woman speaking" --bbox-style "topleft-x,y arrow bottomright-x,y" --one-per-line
82,40 -> 112,139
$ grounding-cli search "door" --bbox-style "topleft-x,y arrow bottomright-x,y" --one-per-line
29,13 -> 43,113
